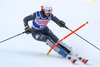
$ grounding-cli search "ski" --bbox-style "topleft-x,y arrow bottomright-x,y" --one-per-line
68,56 -> 88,64
78,57 -> 88,64
67,53 -> 88,64
67,55 -> 77,64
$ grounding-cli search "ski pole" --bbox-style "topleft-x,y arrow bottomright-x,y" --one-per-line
47,22 -> 88,55
65,26 -> 100,51
0,31 -> 25,43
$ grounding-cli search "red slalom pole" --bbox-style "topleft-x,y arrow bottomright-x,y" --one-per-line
47,22 -> 88,55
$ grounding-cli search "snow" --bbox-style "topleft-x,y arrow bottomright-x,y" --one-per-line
0,0 -> 100,67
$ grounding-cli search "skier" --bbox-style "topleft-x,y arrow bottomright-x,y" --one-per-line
23,5 -> 86,64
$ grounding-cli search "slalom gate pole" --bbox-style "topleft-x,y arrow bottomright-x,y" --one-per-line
47,22 -> 88,55
0,31 -> 25,43
65,25 -> 100,51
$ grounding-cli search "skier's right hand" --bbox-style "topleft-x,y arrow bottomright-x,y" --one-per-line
25,26 -> 32,34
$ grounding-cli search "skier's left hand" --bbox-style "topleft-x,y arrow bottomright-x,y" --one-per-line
58,21 -> 66,27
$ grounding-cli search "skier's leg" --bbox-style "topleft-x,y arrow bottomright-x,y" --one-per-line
31,27 -> 71,58
31,29 -> 68,58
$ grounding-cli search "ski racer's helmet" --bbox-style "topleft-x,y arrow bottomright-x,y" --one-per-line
41,5 -> 52,13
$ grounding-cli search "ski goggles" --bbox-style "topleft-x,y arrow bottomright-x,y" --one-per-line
44,9 -> 52,13
41,6 -> 52,13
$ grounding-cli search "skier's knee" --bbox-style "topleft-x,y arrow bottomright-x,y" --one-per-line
33,34 -> 49,42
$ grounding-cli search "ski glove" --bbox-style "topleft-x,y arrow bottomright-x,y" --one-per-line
25,26 -> 32,34
58,21 -> 66,27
